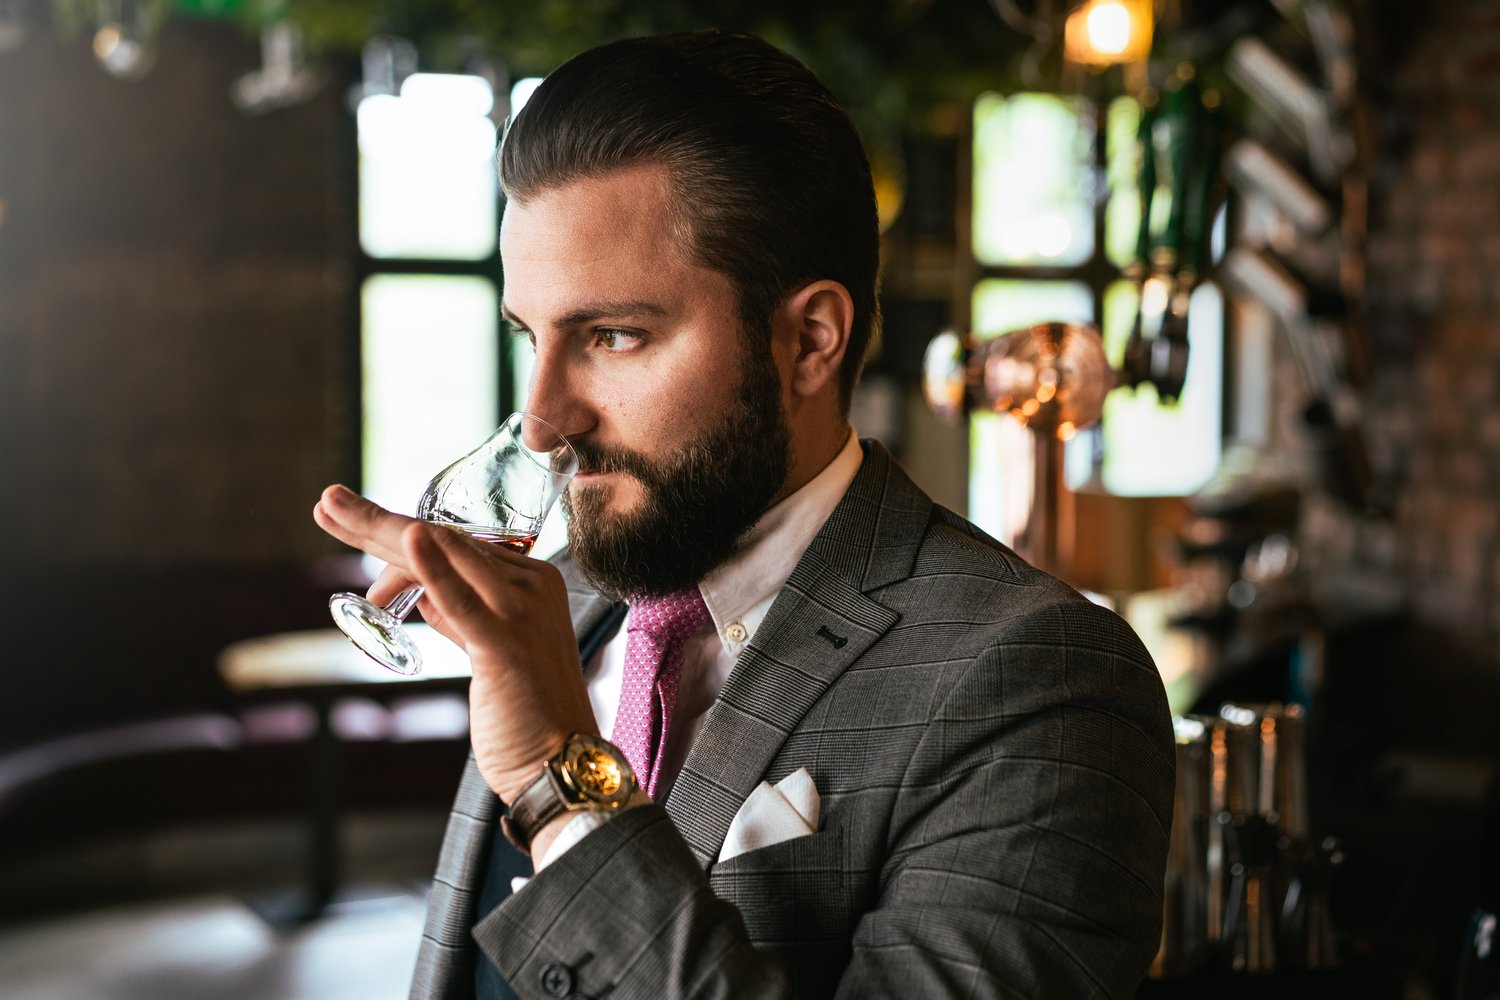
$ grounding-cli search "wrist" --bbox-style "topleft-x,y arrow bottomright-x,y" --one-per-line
500,733 -> 639,854
492,728 -> 586,805
526,812 -> 577,866
529,789 -> 652,869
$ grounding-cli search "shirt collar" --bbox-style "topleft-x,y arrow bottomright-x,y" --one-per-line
697,429 -> 864,654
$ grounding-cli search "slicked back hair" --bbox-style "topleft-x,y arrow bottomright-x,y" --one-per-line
498,31 -> 880,412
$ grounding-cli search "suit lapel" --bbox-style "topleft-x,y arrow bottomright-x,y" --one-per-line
666,442 -> 931,868
665,547 -> 897,867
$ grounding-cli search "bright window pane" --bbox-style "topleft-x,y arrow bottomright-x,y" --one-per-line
362,275 -> 499,516
358,74 -> 499,260
1098,280 -> 1222,495
1105,96 -> 1143,269
510,77 -> 544,119
973,93 -> 1095,267
971,278 -> 1093,334
968,281 -> 1094,541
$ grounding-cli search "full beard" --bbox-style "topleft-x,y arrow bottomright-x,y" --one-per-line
560,347 -> 791,600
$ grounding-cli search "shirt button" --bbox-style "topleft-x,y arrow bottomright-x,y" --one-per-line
725,621 -> 748,644
539,963 -> 574,996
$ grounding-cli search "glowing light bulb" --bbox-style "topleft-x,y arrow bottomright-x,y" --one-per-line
1086,2 -> 1133,56
1064,0 -> 1153,66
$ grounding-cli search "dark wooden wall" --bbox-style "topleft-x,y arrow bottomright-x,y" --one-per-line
0,19 -> 360,744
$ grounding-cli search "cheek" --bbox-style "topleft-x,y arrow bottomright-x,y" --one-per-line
600,369 -> 712,441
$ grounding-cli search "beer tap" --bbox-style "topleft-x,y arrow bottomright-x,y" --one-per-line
1120,76 -> 1224,403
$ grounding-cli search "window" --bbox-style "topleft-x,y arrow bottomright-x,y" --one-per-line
968,92 -> 1223,541
357,75 -> 567,556
357,73 -> 504,520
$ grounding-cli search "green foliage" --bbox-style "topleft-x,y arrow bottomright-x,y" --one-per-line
260,0 -> 1027,136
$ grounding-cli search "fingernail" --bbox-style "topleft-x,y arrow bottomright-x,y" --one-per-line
327,484 -> 354,505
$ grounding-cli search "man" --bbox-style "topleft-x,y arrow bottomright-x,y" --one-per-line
315,30 -> 1174,1000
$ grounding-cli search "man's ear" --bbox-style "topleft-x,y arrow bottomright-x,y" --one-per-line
778,280 -> 853,400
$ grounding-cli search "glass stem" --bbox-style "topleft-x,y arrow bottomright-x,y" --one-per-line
385,585 -> 426,622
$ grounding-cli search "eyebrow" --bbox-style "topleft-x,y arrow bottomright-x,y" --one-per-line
501,299 -> 669,329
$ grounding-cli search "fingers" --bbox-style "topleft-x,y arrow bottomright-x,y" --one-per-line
402,523 -> 502,641
314,482 -> 558,651
313,485 -> 415,566
402,521 -> 555,636
366,562 -> 419,606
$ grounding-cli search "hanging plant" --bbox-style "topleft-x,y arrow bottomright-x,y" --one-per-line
249,0 -> 1025,137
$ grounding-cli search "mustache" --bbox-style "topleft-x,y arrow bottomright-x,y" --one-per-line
568,440 -> 661,482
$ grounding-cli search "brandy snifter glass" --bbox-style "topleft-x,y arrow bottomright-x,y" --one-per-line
328,411 -> 578,675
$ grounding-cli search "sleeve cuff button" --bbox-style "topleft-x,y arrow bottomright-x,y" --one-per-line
539,962 -> 574,996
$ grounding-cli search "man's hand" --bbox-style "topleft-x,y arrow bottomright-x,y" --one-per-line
313,484 -> 598,804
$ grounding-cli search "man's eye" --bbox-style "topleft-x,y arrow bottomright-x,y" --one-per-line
506,324 -> 536,348
596,329 -> 641,352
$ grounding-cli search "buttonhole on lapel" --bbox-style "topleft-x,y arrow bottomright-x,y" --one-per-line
816,625 -> 848,649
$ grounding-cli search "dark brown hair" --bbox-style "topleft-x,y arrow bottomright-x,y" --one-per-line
498,31 -> 880,411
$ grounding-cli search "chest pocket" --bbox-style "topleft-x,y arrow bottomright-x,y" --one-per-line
709,820 -> 861,954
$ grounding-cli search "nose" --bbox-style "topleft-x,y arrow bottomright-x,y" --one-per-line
519,337 -> 592,449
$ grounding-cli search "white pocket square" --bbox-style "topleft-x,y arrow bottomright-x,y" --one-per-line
717,767 -> 820,863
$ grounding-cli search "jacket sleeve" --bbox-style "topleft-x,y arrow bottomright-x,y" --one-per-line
474,599 -> 1174,1000
835,598 -> 1175,998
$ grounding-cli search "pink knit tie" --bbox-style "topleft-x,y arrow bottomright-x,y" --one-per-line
611,588 -> 712,799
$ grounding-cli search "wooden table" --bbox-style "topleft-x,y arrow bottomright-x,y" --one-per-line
220,624 -> 473,692
218,625 -> 471,924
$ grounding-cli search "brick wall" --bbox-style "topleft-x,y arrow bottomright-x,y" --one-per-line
1299,0 -> 1500,666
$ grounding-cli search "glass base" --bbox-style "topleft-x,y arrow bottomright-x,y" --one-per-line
329,592 -> 423,675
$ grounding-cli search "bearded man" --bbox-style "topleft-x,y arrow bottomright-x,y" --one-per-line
315,30 -> 1174,1000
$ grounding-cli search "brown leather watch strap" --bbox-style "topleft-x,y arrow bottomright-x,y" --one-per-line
500,765 -> 567,853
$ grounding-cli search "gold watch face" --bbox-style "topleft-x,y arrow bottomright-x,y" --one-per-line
560,735 -> 636,806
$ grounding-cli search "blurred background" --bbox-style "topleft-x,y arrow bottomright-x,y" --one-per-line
2,0 -> 1499,997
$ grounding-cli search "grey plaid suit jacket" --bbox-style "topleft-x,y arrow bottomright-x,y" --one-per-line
410,441 -> 1175,1000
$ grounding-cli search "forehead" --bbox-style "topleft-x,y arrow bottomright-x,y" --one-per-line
501,165 -> 685,273
499,164 -> 740,329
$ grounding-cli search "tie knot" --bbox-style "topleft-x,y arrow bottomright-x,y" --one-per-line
627,588 -> 712,643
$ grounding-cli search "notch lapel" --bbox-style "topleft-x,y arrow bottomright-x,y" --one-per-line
665,442 -> 931,868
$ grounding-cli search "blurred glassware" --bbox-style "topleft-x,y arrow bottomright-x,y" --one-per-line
1153,716 -> 1212,977
923,322 -> 1112,577
350,34 -> 417,107
91,0 -> 161,80
922,322 -> 1112,438
231,22 -> 322,115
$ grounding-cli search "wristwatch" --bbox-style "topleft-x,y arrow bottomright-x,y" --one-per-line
501,733 -> 639,852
